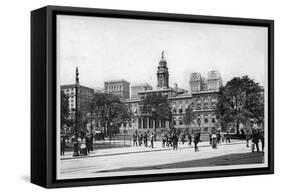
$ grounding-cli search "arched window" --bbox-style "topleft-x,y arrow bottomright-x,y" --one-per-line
179,120 -> 183,125
212,118 -> 216,123
173,120 -> 177,126
205,118 -> 208,123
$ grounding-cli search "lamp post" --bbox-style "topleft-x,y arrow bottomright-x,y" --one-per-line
151,107 -> 157,140
197,117 -> 201,132
73,67 -> 80,157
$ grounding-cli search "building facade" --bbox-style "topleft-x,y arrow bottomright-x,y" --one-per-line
131,83 -> 153,99
104,79 -> 130,100
61,84 -> 95,114
120,52 -> 223,136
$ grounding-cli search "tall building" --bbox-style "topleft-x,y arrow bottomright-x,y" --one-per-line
61,84 -> 95,113
119,51 -> 223,138
131,83 -> 153,99
104,79 -> 130,100
157,51 -> 169,89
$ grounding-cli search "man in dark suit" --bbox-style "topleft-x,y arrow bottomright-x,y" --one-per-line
60,135 -> 66,156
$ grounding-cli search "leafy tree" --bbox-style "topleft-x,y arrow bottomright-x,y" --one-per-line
89,92 -> 133,136
142,94 -> 172,135
216,76 -> 264,134
183,106 -> 196,127
61,91 -> 70,129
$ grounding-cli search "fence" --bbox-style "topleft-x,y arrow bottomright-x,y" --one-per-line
93,133 -> 132,150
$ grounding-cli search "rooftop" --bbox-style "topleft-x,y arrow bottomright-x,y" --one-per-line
104,79 -> 130,84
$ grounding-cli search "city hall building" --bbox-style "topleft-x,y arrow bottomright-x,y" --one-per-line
118,52 -> 223,135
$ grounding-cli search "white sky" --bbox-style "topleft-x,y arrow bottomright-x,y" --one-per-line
57,15 -> 267,90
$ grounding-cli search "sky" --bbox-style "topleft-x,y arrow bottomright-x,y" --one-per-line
57,15 -> 268,91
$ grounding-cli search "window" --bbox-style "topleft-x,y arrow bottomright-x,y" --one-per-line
143,118 -> 147,129
149,118 -> 153,128
179,119 -> 183,125
155,120 -> 159,128
212,118 -> 216,123
173,120 -> 177,126
197,118 -> 201,125
179,108 -> 183,114
138,118 -> 142,129
205,118 -> 208,123
161,120 -> 166,128
173,109 -> 177,114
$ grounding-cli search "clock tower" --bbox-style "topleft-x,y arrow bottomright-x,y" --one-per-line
157,51 -> 169,89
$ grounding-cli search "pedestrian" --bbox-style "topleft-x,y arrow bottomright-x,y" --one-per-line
211,132 -> 217,149
161,131 -> 166,148
90,133 -> 94,151
260,129 -> 264,152
144,132 -> 148,147
221,132 -> 225,143
149,133 -> 154,148
217,131 -> 221,144
80,137 -> 88,156
225,132 -> 231,143
172,133 -> 179,150
245,129 -> 251,148
60,135 -> 65,156
86,134 -> 91,154
251,128 -> 260,152
138,133 -> 143,146
180,132 -> 186,145
209,131 -> 212,145
133,132 -> 138,146
188,132 -> 192,146
167,132 -> 172,147
194,130 -> 200,152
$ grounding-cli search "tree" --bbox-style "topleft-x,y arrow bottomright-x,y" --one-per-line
61,91 -> 70,129
89,92 -> 133,136
216,76 -> 264,134
142,94 -> 171,135
183,106 -> 196,128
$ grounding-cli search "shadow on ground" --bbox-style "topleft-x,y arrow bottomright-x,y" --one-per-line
96,152 -> 264,173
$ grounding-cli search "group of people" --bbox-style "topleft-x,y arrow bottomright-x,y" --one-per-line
132,131 -> 155,148
245,128 -> 264,152
209,131 -> 231,149
60,133 -> 94,156
132,128 -> 202,152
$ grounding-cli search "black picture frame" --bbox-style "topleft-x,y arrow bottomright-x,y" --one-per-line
31,5 -> 274,188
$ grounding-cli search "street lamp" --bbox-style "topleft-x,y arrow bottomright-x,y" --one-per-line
151,107 -> 157,140
73,67 -> 80,157
197,117 -> 201,132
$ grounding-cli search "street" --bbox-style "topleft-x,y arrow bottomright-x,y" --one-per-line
58,140 -> 264,179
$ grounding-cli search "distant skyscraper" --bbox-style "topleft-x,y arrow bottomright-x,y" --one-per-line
104,79 -> 130,100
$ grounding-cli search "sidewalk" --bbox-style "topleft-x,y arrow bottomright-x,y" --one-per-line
61,140 -> 245,160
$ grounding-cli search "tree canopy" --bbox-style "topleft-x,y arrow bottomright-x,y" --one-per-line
142,94 -> 172,125
183,106 -> 196,127
89,92 -> 133,135
216,76 -> 264,132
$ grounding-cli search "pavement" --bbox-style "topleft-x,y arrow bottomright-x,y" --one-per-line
60,140 -> 244,160
58,140 -> 264,179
